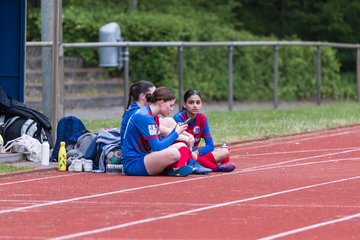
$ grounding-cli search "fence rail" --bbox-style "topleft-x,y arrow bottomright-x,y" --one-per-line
26,40 -> 360,134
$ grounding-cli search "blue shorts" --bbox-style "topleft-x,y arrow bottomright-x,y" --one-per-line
123,156 -> 150,176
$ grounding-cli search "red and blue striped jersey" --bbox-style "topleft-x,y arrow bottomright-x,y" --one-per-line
173,110 -> 214,155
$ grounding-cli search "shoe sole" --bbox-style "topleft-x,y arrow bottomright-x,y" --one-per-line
193,169 -> 212,174
169,165 -> 193,177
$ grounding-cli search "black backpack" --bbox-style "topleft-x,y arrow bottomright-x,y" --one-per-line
0,86 -> 53,147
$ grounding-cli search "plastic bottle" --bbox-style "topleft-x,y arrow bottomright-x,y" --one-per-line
106,164 -> 123,174
41,141 -> 50,166
0,134 -> 3,152
58,141 -> 67,171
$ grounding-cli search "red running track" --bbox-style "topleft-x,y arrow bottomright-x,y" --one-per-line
0,125 -> 359,239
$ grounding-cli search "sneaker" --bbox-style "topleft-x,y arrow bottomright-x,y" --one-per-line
165,165 -> 193,177
83,159 -> 93,172
68,159 -> 83,172
217,162 -> 236,172
187,159 -> 212,174
221,142 -> 230,149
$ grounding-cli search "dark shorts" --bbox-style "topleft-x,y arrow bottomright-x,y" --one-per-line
123,156 -> 150,176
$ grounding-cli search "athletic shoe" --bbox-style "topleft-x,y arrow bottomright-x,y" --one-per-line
221,142 -> 230,149
68,159 -> 83,172
165,165 -> 193,177
217,162 -> 236,172
187,159 -> 212,174
83,159 -> 93,172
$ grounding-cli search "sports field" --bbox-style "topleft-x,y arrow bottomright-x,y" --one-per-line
0,124 -> 359,239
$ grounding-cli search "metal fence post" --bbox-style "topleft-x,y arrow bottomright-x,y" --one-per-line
273,44 -> 279,109
357,47 -> 360,103
51,0 -> 61,139
316,45 -> 322,105
123,46 -> 129,112
228,45 -> 234,111
178,45 -> 184,110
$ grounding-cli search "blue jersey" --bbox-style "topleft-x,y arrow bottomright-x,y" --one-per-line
120,102 -> 140,149
174,110 -> 214,156
122,105 -> 179,165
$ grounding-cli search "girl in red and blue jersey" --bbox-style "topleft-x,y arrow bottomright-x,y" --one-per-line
122,87 -> 193,177
174,89 -> 236,172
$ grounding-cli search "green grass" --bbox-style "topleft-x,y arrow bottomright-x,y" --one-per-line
2,102 -> 360,174
205,102 -> 360,143
84,102 -> 360,144
0,163 -> 32,174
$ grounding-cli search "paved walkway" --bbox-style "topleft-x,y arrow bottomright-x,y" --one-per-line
65,101 -> 314,120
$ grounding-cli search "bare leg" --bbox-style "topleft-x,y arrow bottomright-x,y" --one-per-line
211,148 -> 230,163
144,142 -> 186,175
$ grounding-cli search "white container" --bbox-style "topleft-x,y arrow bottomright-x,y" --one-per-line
41,141 -> 50,166
0,135 -> 3,153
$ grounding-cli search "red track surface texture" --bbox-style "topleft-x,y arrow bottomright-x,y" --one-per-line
1,125 -> 360,239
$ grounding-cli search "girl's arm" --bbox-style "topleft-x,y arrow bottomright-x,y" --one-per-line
198,118 -> 214,155
146,122 -> 188,151
147,129 -> 179,151
198,136 -> 214,156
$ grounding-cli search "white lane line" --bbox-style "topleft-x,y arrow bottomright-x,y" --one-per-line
258,212 -> 360,240
241,147 -> 360,157
0,176 -> 209,214
50,175 -> 360,240
242,157 -> 360,173
0,157 -> 358,215
233,130 -> 352,150
246,148 -> 360,170
0,173 -> 82,186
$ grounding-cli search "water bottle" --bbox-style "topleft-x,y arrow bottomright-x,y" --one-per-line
41,141 -> 50,166
58,141 -> 67,171
106,164 -> 123,174
0,134 -> 3,153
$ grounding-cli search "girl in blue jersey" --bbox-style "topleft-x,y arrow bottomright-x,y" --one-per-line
120,80 -> 194,149
120,80 -> 156,148
174,89 -> 236,172
122,87 -> 193,177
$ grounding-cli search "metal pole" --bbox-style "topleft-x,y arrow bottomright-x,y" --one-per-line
178,46 -> 184,110
273,45 -> 279,109
316,45 -> 322,105
51,0 -> 61,140
41,0 -> 53,120
228,45 -> 234,111
357,48 -> 360,103
123,46 -> 129,112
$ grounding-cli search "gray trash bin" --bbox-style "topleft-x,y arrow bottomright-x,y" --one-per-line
99,22 -> 123,68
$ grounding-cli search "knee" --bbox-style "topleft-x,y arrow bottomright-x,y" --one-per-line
221,148 -> 230,158
168,148 -> 181,160
161,117 -> 177,128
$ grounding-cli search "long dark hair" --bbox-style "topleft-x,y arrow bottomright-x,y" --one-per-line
126,80 -> 155,109
146,87 -> 176,103
183,89 -> 202,103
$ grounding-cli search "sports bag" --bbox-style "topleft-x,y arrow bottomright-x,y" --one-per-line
50,116 -> 87,162
0,116 -> 49,145
0,86 -> 53,146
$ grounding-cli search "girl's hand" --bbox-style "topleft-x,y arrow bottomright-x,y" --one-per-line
186,135 -> 195,149
175,123 -> 188,135
191,151 -> 198,160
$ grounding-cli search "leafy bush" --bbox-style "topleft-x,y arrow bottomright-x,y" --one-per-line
26,3 -> 345,101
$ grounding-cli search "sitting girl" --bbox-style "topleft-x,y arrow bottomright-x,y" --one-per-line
121,87 -> 193,177
173,89 -> 236,172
